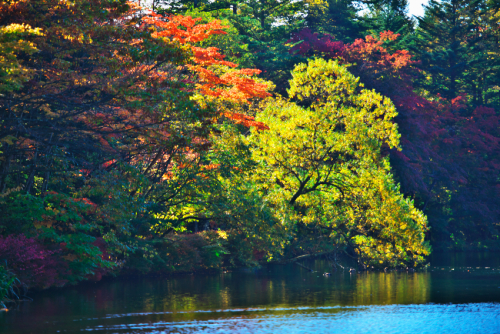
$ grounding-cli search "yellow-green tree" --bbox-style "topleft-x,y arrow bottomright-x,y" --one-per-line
247,58 -> 430,267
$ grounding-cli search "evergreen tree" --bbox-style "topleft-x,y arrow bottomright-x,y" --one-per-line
306,0 -> 368,43
365,0 -> 414,36
481,0 -> 500,109
413,0 -> 484,100
361,0 -> 415,52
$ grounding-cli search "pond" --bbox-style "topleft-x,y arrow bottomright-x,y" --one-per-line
1,253 -> 500,333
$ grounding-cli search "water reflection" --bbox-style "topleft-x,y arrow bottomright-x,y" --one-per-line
351,271 -> 430,305
1,253 -> 500,333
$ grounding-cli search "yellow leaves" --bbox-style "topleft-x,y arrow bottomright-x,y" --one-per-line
0,23 -> 44,93
0,135 -> 17,146
52,0 -> 75,10
40,104 -> 64,120
0,186 -> 22,201
62,254 -> 78,262
0,23 -> 43,37
217,230 -> 228,240
34,219 -> 53,229
247,58 -> 430,267
306,0 -> 329,15
61,33 -> 87,43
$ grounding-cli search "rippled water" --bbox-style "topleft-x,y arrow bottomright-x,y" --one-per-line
1,253 -> 500,333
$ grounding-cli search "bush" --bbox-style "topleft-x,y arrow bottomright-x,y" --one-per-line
0,234 -> 67,289
125,232 -> 228,274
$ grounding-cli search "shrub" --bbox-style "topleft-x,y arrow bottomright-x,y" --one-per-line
0,234 -> 67,289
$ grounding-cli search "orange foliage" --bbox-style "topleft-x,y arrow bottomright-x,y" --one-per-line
141,9 -> 271,104
223,112 -> 269,131
346,31 -> 415,72
143,14 -> 229,45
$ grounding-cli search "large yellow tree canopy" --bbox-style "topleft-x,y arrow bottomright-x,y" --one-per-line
248,58 -> 430,267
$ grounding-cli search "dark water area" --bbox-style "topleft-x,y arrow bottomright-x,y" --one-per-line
1,253 -> 500,333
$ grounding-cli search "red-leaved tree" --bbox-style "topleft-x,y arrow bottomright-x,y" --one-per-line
0,234 -> 67,288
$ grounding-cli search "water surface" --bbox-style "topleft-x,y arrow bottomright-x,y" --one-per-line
1,253 -> 500,333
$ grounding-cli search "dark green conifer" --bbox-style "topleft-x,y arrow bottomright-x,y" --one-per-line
413,0 -> 483,100
307,0 -> 369,43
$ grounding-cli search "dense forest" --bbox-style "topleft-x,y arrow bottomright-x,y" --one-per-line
1,0 -> 499,305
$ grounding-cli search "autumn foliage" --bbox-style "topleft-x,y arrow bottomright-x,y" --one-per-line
141,10 -> 270,127
288,27 -> 500,248
1,0 -> 499,302
0,0 -> 272,294
0,234 -> 67,288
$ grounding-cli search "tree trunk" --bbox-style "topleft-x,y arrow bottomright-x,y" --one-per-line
24,146 -> 39,195
41,171 -> 50,196
478,77 -> 484,105
0,151 -> 11,193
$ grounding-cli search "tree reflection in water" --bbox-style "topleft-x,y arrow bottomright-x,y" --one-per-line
1,254 -> 500,333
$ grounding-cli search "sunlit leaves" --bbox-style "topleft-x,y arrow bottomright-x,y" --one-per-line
0,23 -> 43,93
247,58 -> 430,267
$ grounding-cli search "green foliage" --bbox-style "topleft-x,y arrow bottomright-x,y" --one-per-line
363,0 -> 415,50
125,232 -> 227,273
184,9 -> 257,68
0,193 -> 45,235
306,0 -> 369,43
413,0 -> 497,103
224,6 -> 305,92
0,264 -> 19,308
166,3 -> 306,93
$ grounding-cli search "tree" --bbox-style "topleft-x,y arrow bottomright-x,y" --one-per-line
306,0 -> 368,43
286,24 -> 500,250
470,0 -> 500,109
363,0 -> 415,51
0,0 -> 273,285
413,0 -> 484,100
247,58 -> 430,267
